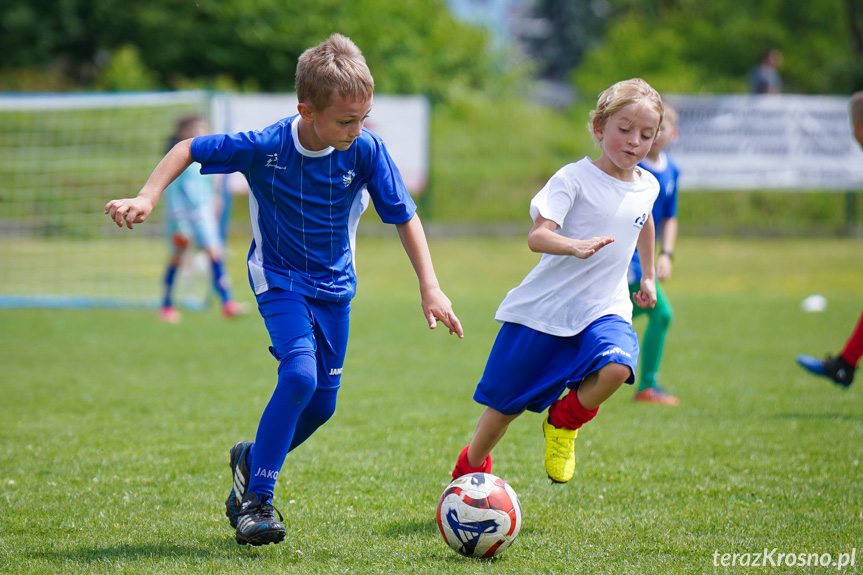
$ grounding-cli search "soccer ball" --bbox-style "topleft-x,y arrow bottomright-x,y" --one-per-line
436,472 -> 522,558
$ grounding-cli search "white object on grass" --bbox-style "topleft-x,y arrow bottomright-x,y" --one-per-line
800,294 -> 827,313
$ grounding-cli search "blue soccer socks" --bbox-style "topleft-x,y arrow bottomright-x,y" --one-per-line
288,386 -> 338,451
210,258 -> 232,304
247,352 -> 317,500
162,263 -> 179,308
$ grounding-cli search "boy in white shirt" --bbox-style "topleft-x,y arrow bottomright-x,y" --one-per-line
451,78 -> 663,484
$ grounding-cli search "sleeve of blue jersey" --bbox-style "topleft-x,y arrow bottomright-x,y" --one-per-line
666,158 -> 682,219
191,131 -> 260,175
359,132 -> 417,225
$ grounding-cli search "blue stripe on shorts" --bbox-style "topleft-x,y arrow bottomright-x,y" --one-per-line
473,315 -> 640,415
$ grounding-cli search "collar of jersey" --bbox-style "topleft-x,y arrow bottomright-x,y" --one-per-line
291,116 -> 336,158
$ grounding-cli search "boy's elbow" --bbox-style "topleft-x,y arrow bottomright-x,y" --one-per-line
527,233 -> 542,253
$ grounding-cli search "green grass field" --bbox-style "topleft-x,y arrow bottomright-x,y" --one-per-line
1,234 -> 861,574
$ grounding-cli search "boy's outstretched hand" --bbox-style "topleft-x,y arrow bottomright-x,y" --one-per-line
422,287 -> 464,338
104,196 -> 154,229
632,277 -> 657,309
571,235 -> 615,259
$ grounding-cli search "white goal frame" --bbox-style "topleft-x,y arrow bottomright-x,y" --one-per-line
0,91 -> 217,310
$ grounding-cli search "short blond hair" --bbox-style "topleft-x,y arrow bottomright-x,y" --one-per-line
295,33 -> 375,112
589,78 -> 664,142
850,91 -> 863,128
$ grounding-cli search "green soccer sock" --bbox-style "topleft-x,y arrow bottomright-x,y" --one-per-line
631,281 -> 674,391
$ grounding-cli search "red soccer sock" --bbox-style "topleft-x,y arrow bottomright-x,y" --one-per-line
547,390 -> 599,430
451,445 -> 492,480
840,310 -> 863,367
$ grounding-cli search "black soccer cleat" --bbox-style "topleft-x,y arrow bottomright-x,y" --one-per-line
225,441 -> 253,528
235,491 -> 286,546
797,354 -> 855,388
820,354 -> 856,387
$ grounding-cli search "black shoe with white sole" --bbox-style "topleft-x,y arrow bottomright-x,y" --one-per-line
235,491 -> 286,546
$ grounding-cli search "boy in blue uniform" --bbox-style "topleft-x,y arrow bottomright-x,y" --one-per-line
106,33 -> 463,546
628,103 -> 681,405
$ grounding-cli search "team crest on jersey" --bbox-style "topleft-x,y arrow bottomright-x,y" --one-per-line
265,153 -> 285,170
633,212 -> 648,229
342,170 -> 356,187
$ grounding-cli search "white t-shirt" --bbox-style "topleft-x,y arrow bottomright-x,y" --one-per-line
495,157 -> 659,336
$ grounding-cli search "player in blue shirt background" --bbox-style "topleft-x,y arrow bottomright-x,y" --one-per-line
628,102 -> 682,405
106,33 -> 463,547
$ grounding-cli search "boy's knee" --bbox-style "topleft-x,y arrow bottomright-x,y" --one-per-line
599,362 -> 632,386
657,305 -> 674,325
277,352 -> 318,404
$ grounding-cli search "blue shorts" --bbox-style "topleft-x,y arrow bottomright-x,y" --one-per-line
256,288 -> 350,391
473,315 -> 640,415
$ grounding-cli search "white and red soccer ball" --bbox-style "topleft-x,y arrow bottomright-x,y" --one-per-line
436,472 -> 522,558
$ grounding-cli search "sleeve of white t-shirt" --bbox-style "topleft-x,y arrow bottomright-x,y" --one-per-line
528,165 -> 578,227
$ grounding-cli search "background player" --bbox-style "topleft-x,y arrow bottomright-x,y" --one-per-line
158,115 -> 244,323
628,102 -> 681,405
796,90 -> 863,388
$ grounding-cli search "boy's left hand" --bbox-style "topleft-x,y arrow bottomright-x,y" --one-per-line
105,196 -> 154,229
422,287 -> 464,338
633,277 -> 657,309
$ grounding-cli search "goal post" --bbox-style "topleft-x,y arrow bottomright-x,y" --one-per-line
0,90 -> 432,310
0,91 -> 217,310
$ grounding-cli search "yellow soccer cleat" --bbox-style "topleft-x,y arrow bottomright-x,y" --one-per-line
543,418 -> 578,483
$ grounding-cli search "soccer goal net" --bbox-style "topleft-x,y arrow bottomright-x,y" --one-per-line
0,91 -> 218,310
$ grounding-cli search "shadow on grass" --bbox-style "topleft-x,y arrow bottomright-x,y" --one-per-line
381,516 -> 549,538
27,538 -> 288,565
381,516 -> 544,565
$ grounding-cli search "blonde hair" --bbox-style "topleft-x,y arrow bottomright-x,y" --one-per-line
588,78 -> 664,143
295,33 -> 375,112
850,91 -> 863,128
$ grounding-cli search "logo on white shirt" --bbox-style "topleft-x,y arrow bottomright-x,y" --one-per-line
633,213 -> 648,229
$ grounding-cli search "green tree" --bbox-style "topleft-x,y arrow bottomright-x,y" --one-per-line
0,0 -> 496,100
526,0 -> 607,81
573,0 -> 863,97
98,45 -> 159,91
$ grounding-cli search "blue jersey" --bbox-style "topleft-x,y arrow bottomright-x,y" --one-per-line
628,152 -> 681,283
191,115 -> 416,302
